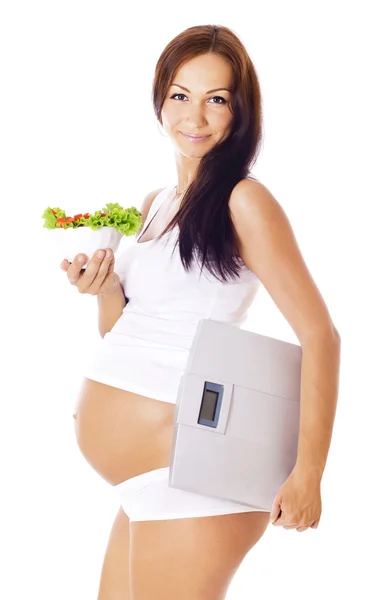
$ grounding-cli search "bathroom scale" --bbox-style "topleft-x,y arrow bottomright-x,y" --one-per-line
168,319 -> 302,511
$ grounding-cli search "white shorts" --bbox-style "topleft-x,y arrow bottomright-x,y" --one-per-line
113,466 -> 270,522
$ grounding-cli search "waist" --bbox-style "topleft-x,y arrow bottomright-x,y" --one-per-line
107,308 -> 198,351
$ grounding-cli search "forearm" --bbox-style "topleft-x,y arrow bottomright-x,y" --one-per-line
294,329 -> 341,481
97,283 -> 126,338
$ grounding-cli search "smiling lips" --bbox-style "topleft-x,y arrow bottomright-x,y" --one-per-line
181,132 -> 211,142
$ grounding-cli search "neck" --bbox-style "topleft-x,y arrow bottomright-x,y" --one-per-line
174,185 -> 187,196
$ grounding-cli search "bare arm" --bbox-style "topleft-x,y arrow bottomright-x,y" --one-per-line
97,187 -> 166,338
230,179 -> 341,479
98,285 -> 127,338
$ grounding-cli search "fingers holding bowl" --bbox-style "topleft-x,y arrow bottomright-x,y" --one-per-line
76,249 -> 113,294
65,254 -> 88,285
60,249 -> 114,294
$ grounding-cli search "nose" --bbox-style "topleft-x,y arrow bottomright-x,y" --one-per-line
185,101 -> 208,128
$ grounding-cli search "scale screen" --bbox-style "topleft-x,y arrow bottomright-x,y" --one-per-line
197,382 -> 223,428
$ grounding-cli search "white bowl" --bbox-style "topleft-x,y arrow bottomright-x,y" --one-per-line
50,226 -> 124,267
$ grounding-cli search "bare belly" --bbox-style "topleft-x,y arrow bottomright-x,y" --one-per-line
72,377 -> 176,486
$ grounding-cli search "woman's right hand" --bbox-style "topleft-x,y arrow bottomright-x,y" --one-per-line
60,248 -> 121,296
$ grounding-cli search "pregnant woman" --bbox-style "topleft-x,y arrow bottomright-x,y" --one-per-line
61,24 -> 340,600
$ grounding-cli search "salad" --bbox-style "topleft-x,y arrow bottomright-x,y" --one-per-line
41,203 -> 142,236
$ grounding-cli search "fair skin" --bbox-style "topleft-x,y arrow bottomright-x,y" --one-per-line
71,51 -> 340,599
160,52 -> 234,198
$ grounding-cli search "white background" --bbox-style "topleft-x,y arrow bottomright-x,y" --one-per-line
1,1 -> 372,598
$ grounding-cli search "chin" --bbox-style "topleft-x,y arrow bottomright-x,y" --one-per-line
179,148 -> 210,160
178,139 -> 218,157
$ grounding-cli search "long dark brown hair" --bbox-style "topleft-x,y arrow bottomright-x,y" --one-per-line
152,24 -> 263,283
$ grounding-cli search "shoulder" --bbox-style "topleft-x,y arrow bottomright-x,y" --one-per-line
228,176 -> 294,278
228,178 -> 340,342
139,187 -> 168,222
229,177 -> 288,229
229,177 -> 275,210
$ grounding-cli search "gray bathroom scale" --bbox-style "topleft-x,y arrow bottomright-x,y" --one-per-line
168,319 -> 302,511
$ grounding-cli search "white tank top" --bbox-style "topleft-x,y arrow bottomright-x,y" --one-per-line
83,185 -> 261,403
113,185 -> 260,348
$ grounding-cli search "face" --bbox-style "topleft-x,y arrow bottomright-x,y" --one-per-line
160,53 -> 234,159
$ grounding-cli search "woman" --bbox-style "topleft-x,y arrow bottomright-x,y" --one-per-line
62,24 -> 340,600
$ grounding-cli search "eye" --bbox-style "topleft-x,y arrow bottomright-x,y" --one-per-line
209,96 -> 227,105
170,93 -> 187,101
170,93 -> 228,105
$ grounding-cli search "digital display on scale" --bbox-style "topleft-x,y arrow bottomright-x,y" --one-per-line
197,381 -> 224,428
199,389 -> 219,421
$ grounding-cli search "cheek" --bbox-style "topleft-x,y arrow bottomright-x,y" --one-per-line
162,102 -> 181,127
213,110 -> 233,133
222,107 -> 234,125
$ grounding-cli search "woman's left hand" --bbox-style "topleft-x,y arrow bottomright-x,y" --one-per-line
269,468 -> 322,532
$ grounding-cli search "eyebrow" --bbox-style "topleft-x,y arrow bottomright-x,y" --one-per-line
170,83 -> 232,94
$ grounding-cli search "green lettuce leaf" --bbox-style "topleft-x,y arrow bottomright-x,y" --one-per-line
41,203 -> 143,236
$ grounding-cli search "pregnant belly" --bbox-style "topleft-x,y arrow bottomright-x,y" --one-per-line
73,377 -> 176,486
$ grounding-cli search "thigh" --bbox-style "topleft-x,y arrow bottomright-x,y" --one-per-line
130,511 -> 270,600
97,506 -> 131,600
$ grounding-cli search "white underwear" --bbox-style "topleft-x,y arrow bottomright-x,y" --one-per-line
113,466 -> 270,522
